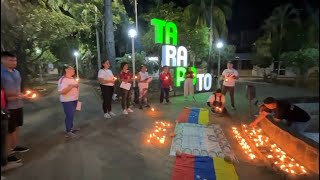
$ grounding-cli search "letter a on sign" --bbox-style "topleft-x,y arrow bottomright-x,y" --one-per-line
162,45 -> 176,66
177,46 -> 188,67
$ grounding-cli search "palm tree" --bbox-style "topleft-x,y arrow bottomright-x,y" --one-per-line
184,0 -> 232,73
104,0 -> 116,71
262,3 -> 300,59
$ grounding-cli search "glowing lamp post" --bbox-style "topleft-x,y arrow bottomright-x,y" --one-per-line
73,51 -> 79,81
128,28 -> 137,87
216,41 -> 224,88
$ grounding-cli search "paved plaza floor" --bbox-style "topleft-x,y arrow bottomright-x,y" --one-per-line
3,81 -> 318,180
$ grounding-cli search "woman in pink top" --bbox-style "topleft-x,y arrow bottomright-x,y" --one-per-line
58,65 -> 80,138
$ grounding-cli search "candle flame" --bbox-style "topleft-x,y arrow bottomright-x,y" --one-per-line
31,93 -> 37,98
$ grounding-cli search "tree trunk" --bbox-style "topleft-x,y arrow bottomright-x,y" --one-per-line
104,0 -> 116,72
207,0 -> 214,68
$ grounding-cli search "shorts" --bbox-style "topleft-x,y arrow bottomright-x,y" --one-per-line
8,108 -> 23,133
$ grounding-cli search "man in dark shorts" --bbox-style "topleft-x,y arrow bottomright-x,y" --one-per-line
1,51 -> 29,164
250,97 -> 311,133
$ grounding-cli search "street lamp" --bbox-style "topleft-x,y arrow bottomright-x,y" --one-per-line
128,28 -> 137,87
73,51 -> 79,80
216,41 -> 224,88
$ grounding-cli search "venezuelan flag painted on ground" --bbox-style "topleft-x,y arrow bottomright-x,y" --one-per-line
172,154 -> 238,180
176,108 -> 209,125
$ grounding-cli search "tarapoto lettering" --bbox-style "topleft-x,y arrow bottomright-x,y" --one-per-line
151,18 -> 212,91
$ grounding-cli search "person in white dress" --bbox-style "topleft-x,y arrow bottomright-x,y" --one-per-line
184,66 -> 195,101
137,65 -> 152,109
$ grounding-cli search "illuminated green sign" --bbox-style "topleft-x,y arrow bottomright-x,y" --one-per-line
151,18 -> 178,46
151,18 -> 212,91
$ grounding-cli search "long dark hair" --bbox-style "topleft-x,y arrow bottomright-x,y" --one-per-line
120,62 -> 129,71
101,59 -> 109,69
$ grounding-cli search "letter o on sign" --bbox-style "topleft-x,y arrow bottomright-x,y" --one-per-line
203,73 -> 212,91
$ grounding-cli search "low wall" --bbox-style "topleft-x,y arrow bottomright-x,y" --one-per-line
259,118 -> 319,175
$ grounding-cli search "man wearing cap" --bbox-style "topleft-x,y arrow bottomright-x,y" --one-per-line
221,61 -> 239,110
250,97 -> 311,133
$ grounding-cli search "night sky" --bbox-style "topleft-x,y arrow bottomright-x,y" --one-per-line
160,0 -> 319,33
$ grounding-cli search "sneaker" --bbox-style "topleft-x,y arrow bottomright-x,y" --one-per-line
65,132 -> 78,139
145,104 -> 151,108
232,106 -> 236,110
71,127 -> 80,133
12,147 -> 29,153
123,109 -> 128,115
7,156 -> 22,163
1,161 -> 23,172
127,108 -> 134,113
108,111 -> 116,116
104,113 -> 111,119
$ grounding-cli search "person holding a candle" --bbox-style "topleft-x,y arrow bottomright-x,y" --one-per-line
119,62 -> 134,115
184,66 -> 195,101
1,52 -> 30,163
221,61 -> 239,110
98,60 -> 116,118
159,66 -> 172,104
249,97 -> 311,133
207,89 -> 226,114
58,65 -> 81,138
137,65 -> 151,109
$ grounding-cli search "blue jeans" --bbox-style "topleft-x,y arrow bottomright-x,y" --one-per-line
62,100 -> 77,133
289,121 -> 311,134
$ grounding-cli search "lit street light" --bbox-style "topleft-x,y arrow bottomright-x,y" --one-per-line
216,41 -> 224,88
128,28 -> 137,87
73,51 -> 79,80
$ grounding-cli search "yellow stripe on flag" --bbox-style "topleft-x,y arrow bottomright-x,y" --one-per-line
198,108 -> 209,125
213,157 -> 239,180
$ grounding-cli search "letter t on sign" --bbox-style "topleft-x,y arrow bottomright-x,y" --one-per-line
151,19 -> 166,44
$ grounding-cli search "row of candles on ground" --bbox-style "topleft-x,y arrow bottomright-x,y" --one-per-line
242,125 -> 307,175
232,127 -> 256,160
147,121 -> 172,144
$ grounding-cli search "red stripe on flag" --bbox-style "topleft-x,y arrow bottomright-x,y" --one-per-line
176,108 -> 191,123
172,154 -> 195,180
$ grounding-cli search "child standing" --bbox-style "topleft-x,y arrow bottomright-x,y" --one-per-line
159,66 -> 172,104
119,62 -> 134,115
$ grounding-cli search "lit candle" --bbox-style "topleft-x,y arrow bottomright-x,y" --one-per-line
151,108 -> 155,111
76,78 -> 79,82
147,139 -> 150,143
165,76 -> 168,80
25,90 -> 31,95
31,93 -> 37,98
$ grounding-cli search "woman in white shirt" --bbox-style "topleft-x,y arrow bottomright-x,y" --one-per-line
98,60 -> 116,119
58,65 -> 80,138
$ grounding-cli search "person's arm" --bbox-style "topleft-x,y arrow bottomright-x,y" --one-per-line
249,110 -> 269,127
220,70 -> 225,80
59,84 -> 77,95
221,96 -> 226,109
233,70 -> 239,80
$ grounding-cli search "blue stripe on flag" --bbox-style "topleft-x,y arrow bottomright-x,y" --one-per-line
188,109 -> 200,124
194,156 -> 216,180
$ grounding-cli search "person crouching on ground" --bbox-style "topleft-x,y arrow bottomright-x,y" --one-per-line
159,66 -> 172,104
207,89 -> 226,114
119,62 -> 134,115
137,65 -> 151,109
249,97 -> 311,133
58,65 -> 80,138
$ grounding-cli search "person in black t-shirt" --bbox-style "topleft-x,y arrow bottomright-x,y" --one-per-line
249,97 -> 311,133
